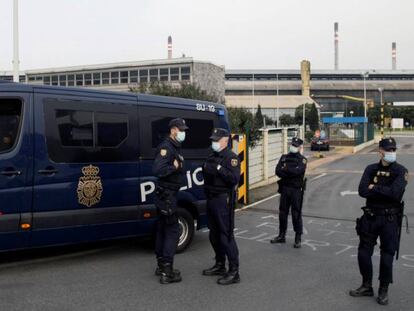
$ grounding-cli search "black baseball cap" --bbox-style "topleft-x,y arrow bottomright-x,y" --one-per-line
168,118 -> 189,130
210,128 -> 230,141
379,137 -> 397,151
291,137 -> 304,147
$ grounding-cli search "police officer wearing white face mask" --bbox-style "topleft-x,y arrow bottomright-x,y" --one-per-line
202,128 -> 241,285
350,137 -> 408,306
271,137 -> 307,248
152,118 -> 188,284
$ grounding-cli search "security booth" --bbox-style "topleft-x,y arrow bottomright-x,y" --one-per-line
323,117 -> 374,146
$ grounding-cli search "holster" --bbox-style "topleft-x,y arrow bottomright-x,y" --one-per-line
155,186 -> 177,217
355,217 -> 361,236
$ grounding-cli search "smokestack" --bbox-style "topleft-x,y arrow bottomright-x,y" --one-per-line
392,42 -> 397,70
168,36 -> 172,59
334,22 -> 339,70
301,60 -> 311,97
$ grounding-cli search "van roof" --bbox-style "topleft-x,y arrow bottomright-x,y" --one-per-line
0,81 -> 224,109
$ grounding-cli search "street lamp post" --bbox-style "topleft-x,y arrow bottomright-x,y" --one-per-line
378,88 -> 384,138
362,71 -> 369,142
362,72 -> 369,119
13,0 -> 20,83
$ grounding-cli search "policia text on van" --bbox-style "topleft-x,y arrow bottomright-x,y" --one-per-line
0,81 -> 229,252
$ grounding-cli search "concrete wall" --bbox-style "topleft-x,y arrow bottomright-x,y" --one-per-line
248,127 -> 297,189
193,62 -> 225,103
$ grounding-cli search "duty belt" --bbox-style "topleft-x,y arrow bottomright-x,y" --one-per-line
362,207 -> 401,216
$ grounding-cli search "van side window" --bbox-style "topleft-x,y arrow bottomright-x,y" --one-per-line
44,98 -> 137,163
56,110 -> 93,147
96,112 -> 128,147
150,117 -> 214,149
140,106 -> 217,159
0,98 -> 22,153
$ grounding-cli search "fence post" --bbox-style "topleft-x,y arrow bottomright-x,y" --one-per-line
282,128 -> 288,154
263,129 -> 269,183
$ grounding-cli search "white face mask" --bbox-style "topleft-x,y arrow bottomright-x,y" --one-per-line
383,151 -> 396,163
212,141 -> 221,152
176,131 -> 186,143
289,145 -> 299,153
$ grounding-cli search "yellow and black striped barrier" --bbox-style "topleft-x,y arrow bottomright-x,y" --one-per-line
231,134 -> 248,204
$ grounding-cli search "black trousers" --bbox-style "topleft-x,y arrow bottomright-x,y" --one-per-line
357,214 -> 399,284
207,193 -> 239,269
154,189 -> 179,265
278,186 -> 303,234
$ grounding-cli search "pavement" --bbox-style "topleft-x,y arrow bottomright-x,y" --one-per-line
1,138 -> 413,311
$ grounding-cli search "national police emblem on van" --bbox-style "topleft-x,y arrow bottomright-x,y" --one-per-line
77,165 -> 103,207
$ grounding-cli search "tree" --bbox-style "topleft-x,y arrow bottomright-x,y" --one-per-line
279,114 -> 296,126
254,105 -> 264,128
130,81 -> 219,103
308,103 -> 320,131
295,103 -> 320,131
227,107 -> 262,147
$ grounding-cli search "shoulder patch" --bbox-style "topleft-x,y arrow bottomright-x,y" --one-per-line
231,158 -> 239,167
302,158 -> 307,164
160,149 -> 167,157
405,172 -> 409,182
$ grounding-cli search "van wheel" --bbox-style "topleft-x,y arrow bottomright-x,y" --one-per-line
176,208 -> 195,253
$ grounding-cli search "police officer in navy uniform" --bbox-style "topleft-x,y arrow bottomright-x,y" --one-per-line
202,128 -> 241,285
350,137 -> 408,305
152,118 -> 188,284
271,137 -> 307,248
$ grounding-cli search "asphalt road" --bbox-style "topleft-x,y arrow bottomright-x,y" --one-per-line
1,138 -> 413,311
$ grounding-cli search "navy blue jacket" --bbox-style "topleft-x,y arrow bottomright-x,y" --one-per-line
152,137 -> 185,191
359,161 -> 408,209
276,152 -> 307,189
203,147 -> 241,195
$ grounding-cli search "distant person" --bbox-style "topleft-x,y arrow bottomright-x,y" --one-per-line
350,137 -> 408,306
202,128 -> 241,285
152,118 -> 188,284
271,137 -> 307,248
0,134 -> 13,152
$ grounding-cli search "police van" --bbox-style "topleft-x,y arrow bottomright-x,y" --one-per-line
0,82 -> 229,252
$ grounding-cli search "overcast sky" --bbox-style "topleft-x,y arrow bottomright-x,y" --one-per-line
0,0 -> 413,71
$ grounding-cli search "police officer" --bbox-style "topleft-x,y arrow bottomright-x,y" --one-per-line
202,128 -> 241,285
271,137 -> 307,248
152,118 -> 188,284
350,137 -> 408,306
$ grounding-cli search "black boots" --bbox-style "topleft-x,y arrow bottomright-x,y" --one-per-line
217,267 -> 240,285
155,264 -> 181,277
350,281 -> 390,305
159,263 -> 182,284
202,262 -> 226,276
270,232 -> 301,247
270,233 -> 286,244
377,284 -> 389,306
349,281 -> 374,297
293,233 -> 301,248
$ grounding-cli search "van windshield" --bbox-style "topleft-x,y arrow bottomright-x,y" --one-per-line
0,99 -> 22,153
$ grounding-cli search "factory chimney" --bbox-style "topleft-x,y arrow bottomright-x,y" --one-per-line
168,36 -> 172,59
392,42 -> 397,70
301,60 -> 311,97
334,22 -> 339,70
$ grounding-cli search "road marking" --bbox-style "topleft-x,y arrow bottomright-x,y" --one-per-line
340,190 -> 358,196
311,173 -> 327,181
237,193 -> 280,211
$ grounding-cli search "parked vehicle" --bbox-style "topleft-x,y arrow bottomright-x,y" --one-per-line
310,136 -> 330,151
0,82 -> 229,252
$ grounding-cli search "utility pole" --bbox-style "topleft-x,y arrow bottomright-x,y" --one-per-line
379,88 -> 384,138
13,0 -> 20,83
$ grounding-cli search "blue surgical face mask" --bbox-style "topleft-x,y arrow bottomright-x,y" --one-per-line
212,141 -> 221,152
176,131 -> 186,143
289,145 -> 299,153
383,152 -> 396,163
